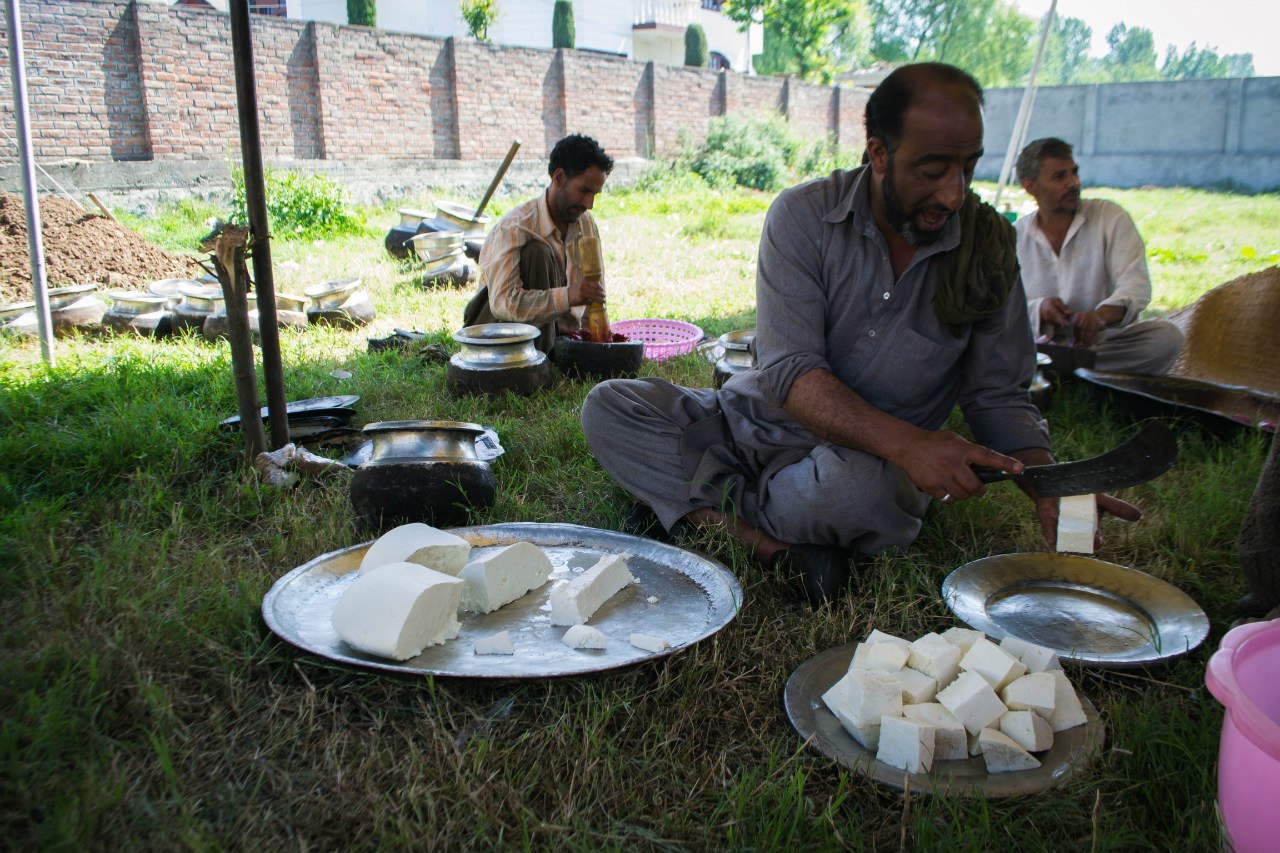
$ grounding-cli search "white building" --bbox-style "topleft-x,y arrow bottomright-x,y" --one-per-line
283,0 -> 762,73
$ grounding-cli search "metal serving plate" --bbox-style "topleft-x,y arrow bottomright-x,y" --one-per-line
942,553 -> 1209,667
784,643 -> 1104,798
261,522 -> 742,679
218,396 -> 360,431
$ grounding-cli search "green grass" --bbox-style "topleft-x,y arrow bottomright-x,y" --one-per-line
1,182 -> 1276,850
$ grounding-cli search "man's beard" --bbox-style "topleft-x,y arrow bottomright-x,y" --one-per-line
881,157 -> 949,247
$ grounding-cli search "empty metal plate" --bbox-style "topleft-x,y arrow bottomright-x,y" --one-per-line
784,643 -> 1104,798
942,553 -> 1209,667
261,522 -> 742,679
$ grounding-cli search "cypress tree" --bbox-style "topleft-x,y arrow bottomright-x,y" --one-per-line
552,0 -> 575,49
346,0 -> 376,27
684,23 -> 708,68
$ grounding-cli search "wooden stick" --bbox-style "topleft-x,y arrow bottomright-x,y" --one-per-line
86,193 -> 118,223
473,139 -> 521,220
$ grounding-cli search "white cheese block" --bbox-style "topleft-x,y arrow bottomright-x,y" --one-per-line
549,553 -> 636,626
474,630 -> 514,655
941,627 -> 985,652
979,727 -> 1042,772
822,669 -> 903,731
897,667 -> 939,705
359,522 -> 471,576
999,710 -> 1054,752
908,633 -> 962,686
999,636 -> 1062,673
877,715 -> 936,774
866,629 -> 912,651
846,722 -> 882,751
960,637 -> 1028,691
332,562 -> 463,660
561,624 -> 608,649
967,730 -> 983,757
851,641 -> 910,672
1056,494 -> 1097,554
1047,670 -> 1089,731
936,671 -> 1008,735
629,633 -> 672,653
1000,672 -> 1057,716
902,703 -> 968,761
458,541 -> 553,613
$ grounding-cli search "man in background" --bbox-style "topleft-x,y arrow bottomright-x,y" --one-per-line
463,134 -> 612,352
1015,137 -> 1183,374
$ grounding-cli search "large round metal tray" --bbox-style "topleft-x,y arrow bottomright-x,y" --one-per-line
942,553 -> 1209,667
261,523 -> 742,678
784,643 -> 1104,798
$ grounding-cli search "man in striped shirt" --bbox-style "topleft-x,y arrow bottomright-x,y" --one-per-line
463,134 -> 613,352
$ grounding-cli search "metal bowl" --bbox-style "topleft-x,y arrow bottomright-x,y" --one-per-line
46,283 -> 98,309
304,277 -> 362,310
177,283 -> 225,313
452,323 -> 543,369
397,208 -> 434,229
434,201 -> 491,237
0,300 -> 36,323
409,230 -> 464,256
107,291 -> 170,316
420,247 -> 466,277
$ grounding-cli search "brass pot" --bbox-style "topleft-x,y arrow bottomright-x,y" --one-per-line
349,420 -> 497,530
713,328 -> 755,388
447,323 -> 550,396
434,201 -> 490,238
304,277 -> 362,311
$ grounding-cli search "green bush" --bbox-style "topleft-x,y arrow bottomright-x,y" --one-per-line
684,23 -> 708,67
345,0 -> 375,27
230,169 -> 365,241
460,0 -> 499,43
552,0 -> 574,49
675,113 -> 855,192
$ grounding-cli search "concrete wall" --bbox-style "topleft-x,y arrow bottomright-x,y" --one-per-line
978,77 -> 1280,191
0,0 -> 855,169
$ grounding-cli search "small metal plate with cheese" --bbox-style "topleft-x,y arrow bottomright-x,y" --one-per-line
261,522 -> 741,678
784,643 -> 1104,798
942,553 -> 1209,667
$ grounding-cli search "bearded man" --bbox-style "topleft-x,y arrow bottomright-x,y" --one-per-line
463,134 -> 612,352
580,63 -> 1139,606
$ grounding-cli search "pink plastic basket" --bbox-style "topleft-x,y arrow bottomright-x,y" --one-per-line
611,318 -> 704,362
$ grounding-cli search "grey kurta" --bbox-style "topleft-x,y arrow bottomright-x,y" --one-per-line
581,167 -> 1050,555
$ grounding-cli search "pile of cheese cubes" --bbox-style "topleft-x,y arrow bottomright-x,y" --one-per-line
822,627 -> 1088,775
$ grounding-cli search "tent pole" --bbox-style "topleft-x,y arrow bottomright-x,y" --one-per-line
995,0 -> 1057,208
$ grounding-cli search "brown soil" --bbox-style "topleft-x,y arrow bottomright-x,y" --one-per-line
0,192 -> 198,304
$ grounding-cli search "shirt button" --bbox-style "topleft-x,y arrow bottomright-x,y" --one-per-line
868,330 -> 876,338
882,292 -> 890,300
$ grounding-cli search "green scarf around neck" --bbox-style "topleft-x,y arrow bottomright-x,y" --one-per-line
931,191 -> 1020,328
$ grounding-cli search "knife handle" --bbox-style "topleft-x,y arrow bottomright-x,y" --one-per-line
973,467 -> 1014,484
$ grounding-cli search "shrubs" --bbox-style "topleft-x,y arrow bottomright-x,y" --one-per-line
345,0 -> 375,27
552,0 -> 574,49
231,169 -> 365,241
684,24 -> 708,68
677,113 -> 854,192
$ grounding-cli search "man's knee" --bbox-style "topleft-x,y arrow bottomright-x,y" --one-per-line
519,241 -> 560,291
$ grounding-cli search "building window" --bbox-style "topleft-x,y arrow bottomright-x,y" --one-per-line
709,51 -> 730,70
702,0 -> 723,10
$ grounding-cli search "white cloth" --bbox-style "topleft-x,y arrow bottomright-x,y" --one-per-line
1015,198 -> 1151,339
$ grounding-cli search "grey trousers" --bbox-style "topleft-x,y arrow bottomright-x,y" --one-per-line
1053,319 -> 1184,375
581,378 -> 932,555
463,241 -> 563,353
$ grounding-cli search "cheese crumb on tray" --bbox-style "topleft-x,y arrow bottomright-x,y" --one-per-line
629,633 -> 671,653
332,562 -> 463,660
549,553 -> 636,626
474,630 -> 514,655
562,624 -> 607,650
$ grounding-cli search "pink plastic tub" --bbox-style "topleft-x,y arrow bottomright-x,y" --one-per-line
1205,619 -> 1280,853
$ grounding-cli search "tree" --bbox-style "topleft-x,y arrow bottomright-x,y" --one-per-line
1101,23 -> 1158,81
868,0 -> 1036,87
725,0 -> 873,83
552,0 -> 574,50
1161,43 -> 1255,80
685,24 -> 709,68
1042,16 -> 1091,85
346,0 -> 375,27
460,0 -> 500,44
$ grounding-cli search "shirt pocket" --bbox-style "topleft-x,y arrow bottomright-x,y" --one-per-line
858,324 -> 967,415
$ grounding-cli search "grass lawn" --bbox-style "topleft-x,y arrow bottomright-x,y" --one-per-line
2,179 -> 1277,850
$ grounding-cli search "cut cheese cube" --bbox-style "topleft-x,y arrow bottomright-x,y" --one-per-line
999,636 -> 1062,673
822,669 -> 903,731
851,641 -> 909,672
1000,672 -> 1057,716
876,715 -> 936,774
332,562 -> 463,660
936,671 -> 1008,735
474,630 -> 514,655
866,629 -> 912,651
902,703 -> 968,761
897,667 -> 938,705
1047,670 -> 1089,731
1056,494 -> 1097,554
999,710 -> 1054,753
967,730 -> 983,757
979,727 -> 1042,772
458,541 -> 553,613
629,633 -> 671,653
960,637 -> 1028,691
941,627 -> 985,652
845,721 -> 881,751
561,624 -> 608,649
359,523 -> 471,576
908,633 -> 962,686
549,553 -> 636,626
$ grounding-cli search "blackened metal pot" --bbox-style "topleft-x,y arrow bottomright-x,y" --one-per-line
447,323 -> 550,396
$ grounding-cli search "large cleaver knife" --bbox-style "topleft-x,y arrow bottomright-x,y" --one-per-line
974,419 -> 1177,497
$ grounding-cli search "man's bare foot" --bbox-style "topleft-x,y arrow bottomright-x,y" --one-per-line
682,507 -> 789,564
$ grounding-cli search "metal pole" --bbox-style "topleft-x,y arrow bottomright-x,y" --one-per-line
229,0 -> 289,449
995,0 -> 1056,207
5,0 -> 54,365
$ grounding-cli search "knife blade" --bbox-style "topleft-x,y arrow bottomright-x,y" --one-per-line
974,419 -> 1177,497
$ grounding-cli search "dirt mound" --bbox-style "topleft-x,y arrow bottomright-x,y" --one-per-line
0,192 -> 198,304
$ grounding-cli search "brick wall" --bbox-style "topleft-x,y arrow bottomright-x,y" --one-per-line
0,0 -> 863,166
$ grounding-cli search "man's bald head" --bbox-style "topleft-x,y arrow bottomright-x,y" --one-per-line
865,63 -> 984,156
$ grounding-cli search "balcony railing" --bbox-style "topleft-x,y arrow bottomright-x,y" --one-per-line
633,0 -> 698,27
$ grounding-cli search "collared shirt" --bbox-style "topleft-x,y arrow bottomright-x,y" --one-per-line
1015,198 -> 1151,338
478,191 -> 599,331
726,166 -> 1049,456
